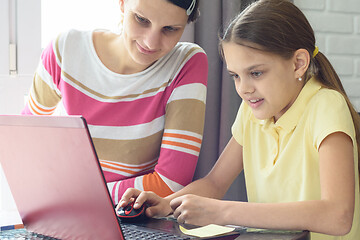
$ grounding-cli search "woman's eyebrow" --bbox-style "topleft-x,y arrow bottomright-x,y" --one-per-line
133,10 -> 186,27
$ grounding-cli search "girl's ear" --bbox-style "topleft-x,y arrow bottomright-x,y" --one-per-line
293,48 -> 310,79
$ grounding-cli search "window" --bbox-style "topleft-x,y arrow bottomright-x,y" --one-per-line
0,0 -> 9,76
0,0 -> 120,213
41,0 -> 120,47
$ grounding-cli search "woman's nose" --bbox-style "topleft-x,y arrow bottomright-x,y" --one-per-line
143,29 -> 161,50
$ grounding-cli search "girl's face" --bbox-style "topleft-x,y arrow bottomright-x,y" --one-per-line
222,41 -> 305,122
120,0 -> 188,70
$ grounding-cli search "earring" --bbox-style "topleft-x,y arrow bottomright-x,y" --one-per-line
298,77 -> 302,81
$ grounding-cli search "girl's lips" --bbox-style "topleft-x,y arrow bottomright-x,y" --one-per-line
136,42 -> 157,55
248,98 -> 264,108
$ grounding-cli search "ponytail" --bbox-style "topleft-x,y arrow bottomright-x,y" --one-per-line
312,51 -> 360,180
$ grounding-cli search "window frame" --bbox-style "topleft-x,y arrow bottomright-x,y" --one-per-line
0,0 -> 42,212
0,0 -> 9,76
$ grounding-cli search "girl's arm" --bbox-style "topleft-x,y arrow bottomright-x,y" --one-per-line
119,137 -> 244,217
169,136 -> 244,200
211,132 -> 354,236
121,131 -> 355,236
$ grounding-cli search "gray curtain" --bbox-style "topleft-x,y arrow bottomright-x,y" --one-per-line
181,0 -> 252,201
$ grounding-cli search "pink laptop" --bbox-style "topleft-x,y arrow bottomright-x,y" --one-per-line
0,115 -> 241,240
0,115 -> 124,239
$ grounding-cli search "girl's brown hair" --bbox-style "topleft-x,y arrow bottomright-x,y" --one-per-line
220,0 -> 360,178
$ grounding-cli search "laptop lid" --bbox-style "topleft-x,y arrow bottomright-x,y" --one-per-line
0,115 -> 124,240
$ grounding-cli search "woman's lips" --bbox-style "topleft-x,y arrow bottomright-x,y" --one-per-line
136,42 -> 157,55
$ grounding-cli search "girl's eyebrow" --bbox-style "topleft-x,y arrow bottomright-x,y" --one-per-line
227,64 -> 266,75
247,64 -> 266,71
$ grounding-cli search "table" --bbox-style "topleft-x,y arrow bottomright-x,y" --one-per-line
1,210 -> 310,240
235,230 -> 309,240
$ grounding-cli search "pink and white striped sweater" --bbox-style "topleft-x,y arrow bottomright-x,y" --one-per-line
22,29 -> 208,204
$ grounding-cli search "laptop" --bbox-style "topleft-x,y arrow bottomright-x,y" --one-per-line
0,115 -> 242,240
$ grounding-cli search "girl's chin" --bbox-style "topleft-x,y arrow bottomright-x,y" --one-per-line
251,111 -> 272,121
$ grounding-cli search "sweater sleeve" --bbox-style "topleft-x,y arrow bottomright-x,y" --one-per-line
107,51 -> 208,204
21,38 -> 62,115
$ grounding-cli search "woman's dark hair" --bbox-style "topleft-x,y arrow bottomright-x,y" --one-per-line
220,0 -> 360,179
187,0 -> 200,23
166,0 -> 200,23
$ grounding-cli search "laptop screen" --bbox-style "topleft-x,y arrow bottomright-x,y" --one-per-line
0,115 -> 124,239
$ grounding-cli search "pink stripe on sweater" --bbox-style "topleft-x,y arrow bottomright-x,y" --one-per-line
58,53 -> 207,126
162,52 -> 208,102
59,80 -> 166,126
154,148 -> 198,186
21,103 -> 33,115
115,178 -> 136,203
41,41 -> 62,88
173,52 -> 208,87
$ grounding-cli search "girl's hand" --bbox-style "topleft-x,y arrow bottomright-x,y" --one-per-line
170,194 -> 224,226
117,188 -> 173,218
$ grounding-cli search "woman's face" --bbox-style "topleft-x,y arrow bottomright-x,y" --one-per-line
222,41 -> 304,122
120,0 -> 188,70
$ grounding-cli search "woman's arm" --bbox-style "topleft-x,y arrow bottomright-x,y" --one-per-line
22,40 -> 61,115
108,50 -> 209,204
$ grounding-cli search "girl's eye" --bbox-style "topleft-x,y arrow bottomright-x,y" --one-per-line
135,14 -> 149,25
230,74 -> 240,80
251,71 -> 262,78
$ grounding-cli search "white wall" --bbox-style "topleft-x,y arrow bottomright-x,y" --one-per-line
295,0 -> 360,111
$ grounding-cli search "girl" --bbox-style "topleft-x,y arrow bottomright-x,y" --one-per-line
22,0 -> 208,205
118,0 -> 360,239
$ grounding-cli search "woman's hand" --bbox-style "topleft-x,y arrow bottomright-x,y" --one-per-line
170,194 -> 224,226
117,188 -> 173,218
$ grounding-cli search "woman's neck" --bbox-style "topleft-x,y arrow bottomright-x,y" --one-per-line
93,31 -> 150,75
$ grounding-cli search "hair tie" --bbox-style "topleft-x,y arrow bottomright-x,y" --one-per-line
312,46 -> 319,58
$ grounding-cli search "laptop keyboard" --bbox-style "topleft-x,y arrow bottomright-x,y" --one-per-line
0,226 -> 193,240
0,228 -> 60,239
121,223 -> 193,240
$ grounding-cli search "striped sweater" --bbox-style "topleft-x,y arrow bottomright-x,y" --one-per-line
22,29 -> 208,204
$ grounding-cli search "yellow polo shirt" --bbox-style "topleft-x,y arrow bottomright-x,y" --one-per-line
232,77 -> 360,240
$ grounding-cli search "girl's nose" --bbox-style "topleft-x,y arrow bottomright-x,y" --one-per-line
236,78 -> 255,95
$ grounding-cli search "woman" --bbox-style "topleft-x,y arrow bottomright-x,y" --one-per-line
119,0 -> 360,239
22,0 -> 208,204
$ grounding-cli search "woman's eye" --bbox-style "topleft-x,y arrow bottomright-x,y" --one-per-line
135,14 -> 149,25
163,26 -> 178,32
251,71 -> 262,78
